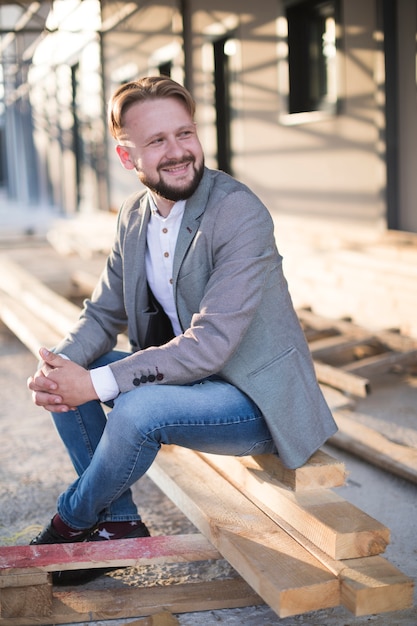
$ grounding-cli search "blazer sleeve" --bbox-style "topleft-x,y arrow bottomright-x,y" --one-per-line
53,203 -> 134,367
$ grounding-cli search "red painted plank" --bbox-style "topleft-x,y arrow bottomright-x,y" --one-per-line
0,534 -> 220,573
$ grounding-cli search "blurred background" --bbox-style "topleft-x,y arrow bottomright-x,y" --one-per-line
1,0 -> 417,335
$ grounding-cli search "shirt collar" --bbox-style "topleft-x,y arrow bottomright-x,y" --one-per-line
148,193 -> 186,218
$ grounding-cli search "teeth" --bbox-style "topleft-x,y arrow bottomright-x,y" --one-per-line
164,163 -> 188,172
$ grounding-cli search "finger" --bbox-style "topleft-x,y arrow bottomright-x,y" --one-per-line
31,390 -> 64,407
42,404 -> 74,413
27,374 -> 57,392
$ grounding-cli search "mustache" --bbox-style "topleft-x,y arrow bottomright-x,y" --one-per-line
158,156 -> 194,170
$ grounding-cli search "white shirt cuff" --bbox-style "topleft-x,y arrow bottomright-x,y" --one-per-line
90,365 -> 120,402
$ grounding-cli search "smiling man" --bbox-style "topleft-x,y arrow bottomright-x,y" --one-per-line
115,91 -> 205,214
27,76 -> 337,584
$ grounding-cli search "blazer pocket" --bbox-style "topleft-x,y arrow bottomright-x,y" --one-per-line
248,346 -> 296,379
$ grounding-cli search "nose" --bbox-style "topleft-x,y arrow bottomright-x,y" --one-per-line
165,136 -> 184,160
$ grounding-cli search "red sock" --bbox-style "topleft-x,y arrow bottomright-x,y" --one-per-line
52,514 -> 87,539
94,520 -> 140,540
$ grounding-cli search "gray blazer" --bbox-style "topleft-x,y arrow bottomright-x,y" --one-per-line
57,168 -> 337,468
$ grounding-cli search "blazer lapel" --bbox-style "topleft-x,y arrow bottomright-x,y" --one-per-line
172,168 -> 211,284
124,193 -> 152,343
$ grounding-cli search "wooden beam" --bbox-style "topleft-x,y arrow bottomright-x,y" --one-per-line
0,578 -> 52,621
342,349 -> 417,376
110,611 -> 180,626
298,308 -> 417,352
199,453 -> 389,560
314,360 -> 370,397
248,448 -> 347,491
147,446 -> 340,618
330,410 -> 417,484
309,334 -> 375,361
0,579 -> 262,626
207,482 -> 412,617
0,535 -> 263,625
0,293 -> 61,357
300,308 -> 417,381
0,256 -> 80,337
196,454 -> 412,616
0,535 -> 220,574
340,556 -> 414,616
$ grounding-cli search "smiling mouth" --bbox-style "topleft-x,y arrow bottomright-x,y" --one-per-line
160,159 -> 193,174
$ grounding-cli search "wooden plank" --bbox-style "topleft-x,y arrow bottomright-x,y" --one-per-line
0,293 -> 62,357
330,410 -> 417,484
0,578 -> 262,626
343,349 -> 417,377
0,256 -> 80,337
122,612 -> 180,626
212,485 -> 412,616
199,453 -> 389,560
0,535 -> 220,574
309,334 -> 375,360
0,569 -> 49,589
298,309 -> 369,339
298,308 -> 417,352
147,446 -> 340,619
113,611 -> 179,626
248,448 -> 347,491
340,556 -> 414,616
0,265 -> 129,357
313,360 -> 371,397
300,309 -> 417,372
0,582 -> 52,620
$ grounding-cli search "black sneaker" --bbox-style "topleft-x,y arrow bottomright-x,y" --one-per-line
30,519 -> 93,545
51,520 -> 151,586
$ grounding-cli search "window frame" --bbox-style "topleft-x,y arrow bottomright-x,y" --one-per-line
278,0 -> 341,125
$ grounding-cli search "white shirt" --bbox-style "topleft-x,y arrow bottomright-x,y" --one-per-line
89,196 -> 185,402
145,198 -> 185,337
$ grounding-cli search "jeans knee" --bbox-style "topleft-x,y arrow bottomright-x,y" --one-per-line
108,391 -> 159,444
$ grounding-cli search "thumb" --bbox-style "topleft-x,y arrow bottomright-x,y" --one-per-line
39,347 -> 62,365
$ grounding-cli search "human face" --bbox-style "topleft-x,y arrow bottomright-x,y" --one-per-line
116,97 -> 204,213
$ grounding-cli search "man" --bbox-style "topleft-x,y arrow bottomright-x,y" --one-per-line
28,76 -> 337,583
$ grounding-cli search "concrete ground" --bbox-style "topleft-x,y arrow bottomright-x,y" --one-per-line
0,199 -> 416,625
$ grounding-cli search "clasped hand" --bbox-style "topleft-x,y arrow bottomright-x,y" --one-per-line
27,348 -> 98,412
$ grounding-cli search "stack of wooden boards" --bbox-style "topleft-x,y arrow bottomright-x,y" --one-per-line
0,254 -> 414,624
297,308 -> 417,484
0,447 -> 413,624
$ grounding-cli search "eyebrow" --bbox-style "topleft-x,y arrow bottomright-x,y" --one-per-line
144,124 -> 196,143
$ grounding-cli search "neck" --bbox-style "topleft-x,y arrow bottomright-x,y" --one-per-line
150,192 -> 175,218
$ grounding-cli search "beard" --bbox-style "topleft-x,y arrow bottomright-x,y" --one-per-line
137,156 -> 205,202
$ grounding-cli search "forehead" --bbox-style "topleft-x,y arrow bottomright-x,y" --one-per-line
121,97 -> 193,140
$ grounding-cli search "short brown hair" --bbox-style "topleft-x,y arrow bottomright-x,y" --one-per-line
108,76 -> 196,140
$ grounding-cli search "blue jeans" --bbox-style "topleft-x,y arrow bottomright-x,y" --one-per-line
52,351 -> 276,530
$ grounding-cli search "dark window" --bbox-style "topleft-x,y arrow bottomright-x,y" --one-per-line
286,0 -> 338,115
213,35 -> 233,174
158,61 -> 172,77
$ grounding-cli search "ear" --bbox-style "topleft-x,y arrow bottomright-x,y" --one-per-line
116,145 -> 136,171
